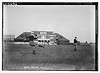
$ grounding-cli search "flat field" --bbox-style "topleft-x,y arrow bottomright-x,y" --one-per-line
3,43 -> 95,70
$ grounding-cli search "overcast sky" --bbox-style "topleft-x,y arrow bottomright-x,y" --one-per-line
3,5 -> 95,42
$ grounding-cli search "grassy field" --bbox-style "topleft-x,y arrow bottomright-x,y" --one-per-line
3,43 -> 95,70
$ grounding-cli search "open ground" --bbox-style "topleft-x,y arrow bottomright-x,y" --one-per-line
3,43 -> 95,70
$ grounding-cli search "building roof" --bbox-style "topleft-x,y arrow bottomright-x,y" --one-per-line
55,33 -> 69,41
4,35 -> 15,39
14,31 -> 70,42
16,32 -> 31,39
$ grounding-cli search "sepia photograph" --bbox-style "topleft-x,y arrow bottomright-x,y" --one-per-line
2,2 -> 98,71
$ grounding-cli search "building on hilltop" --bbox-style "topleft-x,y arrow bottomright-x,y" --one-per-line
14,31 -> 70,45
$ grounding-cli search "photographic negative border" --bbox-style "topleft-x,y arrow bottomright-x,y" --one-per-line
2,2 -> 98,71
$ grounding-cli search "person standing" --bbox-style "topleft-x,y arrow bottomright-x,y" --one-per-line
74,37 -> 78,51
27,31 -> 38,55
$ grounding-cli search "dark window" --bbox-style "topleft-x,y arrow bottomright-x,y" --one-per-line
41,40 -> 43,42
38,40 -> 41,42
45,40 -> 47,42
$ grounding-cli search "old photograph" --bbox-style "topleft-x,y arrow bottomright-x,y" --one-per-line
2,2 -> 98,71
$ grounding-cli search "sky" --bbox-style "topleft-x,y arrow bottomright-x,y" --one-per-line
3,5 -> 95,42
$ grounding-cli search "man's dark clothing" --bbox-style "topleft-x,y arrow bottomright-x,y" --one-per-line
27,35 -> 37,41
74,39 -> 77,43
74,38 -> 78,51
